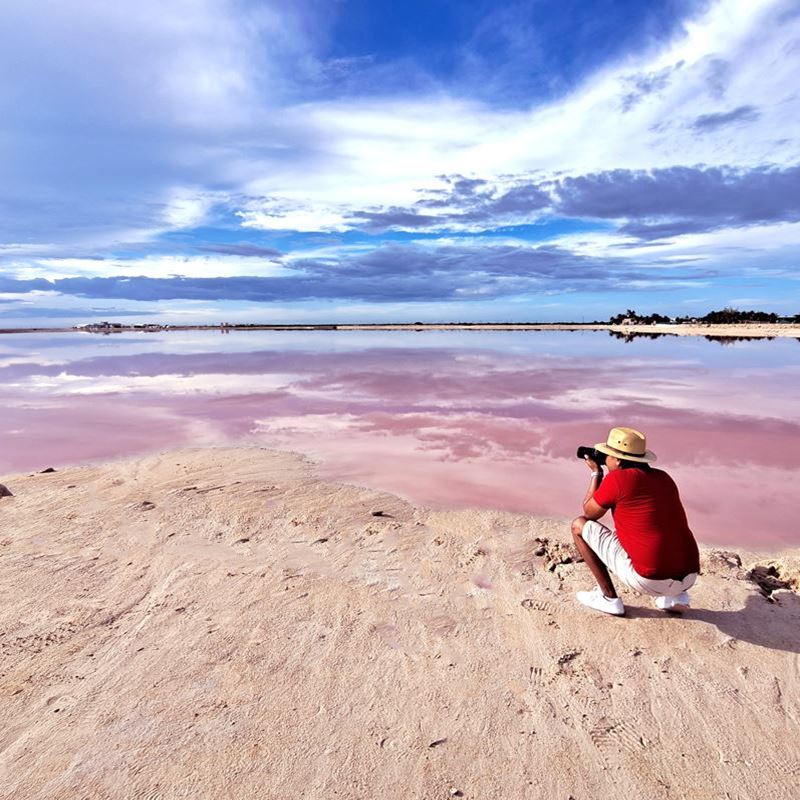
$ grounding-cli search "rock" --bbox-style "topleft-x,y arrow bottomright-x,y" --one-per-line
747,562 -> 793,597
449,790 -> 464,797
428,737 -> 447,748
39,467 -> 57,474
537,540 -> 582,573
770,588 -> 797,605
705,550 -> 742,570
0,484 -> 13,498
371,510 -> 391,517
557,650 -> 581,666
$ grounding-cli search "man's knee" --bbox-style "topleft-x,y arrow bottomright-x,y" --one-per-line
571,516 -> 587,538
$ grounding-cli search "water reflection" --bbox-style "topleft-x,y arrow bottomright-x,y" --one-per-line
608,329 -> 797,345
1,330 -> 798,549
607,330 -> 676,342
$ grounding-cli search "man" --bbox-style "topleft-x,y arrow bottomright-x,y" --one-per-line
571,426 -> 699,616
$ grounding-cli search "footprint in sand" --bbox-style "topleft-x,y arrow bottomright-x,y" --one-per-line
425,615 -> 458,637
571,693 -> 603,721
458,544 -> 487,569
45,694 -> 78,714
589,718 -> 647,756
761,754 -> 800,786
371,622 -> 402,650
528,665 -> 551,687
706,681 -> 746,707
521,598 -> 556,614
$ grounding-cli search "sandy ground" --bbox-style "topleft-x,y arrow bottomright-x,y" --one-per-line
335,322 -> 800,338
1,447 -> 799,800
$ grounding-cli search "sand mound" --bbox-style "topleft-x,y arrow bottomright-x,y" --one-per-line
1,447 -> 799,799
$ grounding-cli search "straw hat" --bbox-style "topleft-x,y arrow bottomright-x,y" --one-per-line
594,426 -> 657,463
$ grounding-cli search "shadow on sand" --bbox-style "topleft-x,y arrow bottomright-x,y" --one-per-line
625,592 -> 800,655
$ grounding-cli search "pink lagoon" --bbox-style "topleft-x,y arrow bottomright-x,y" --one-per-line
2,328 -> 798,549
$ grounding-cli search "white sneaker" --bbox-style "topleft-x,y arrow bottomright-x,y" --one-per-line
655,591 -> 690,613
576,587 -> 625,616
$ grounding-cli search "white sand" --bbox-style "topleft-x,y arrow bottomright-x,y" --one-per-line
2,447 -> 799,799
335,322 -> 800,338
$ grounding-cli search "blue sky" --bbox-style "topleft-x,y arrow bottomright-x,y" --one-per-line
1,0 -> 799,325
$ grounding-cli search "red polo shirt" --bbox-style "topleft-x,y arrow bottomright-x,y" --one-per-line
593,467 -> 699,580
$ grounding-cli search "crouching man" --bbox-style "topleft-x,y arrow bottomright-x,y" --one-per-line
571,427 -> 699,616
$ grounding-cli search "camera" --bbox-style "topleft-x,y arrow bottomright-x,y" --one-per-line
576,446 -> 607,466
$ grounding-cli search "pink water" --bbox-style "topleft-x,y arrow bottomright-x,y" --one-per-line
2,329 -> 798,549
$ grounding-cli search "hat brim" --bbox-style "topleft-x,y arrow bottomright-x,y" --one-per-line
594,442 -> 657,463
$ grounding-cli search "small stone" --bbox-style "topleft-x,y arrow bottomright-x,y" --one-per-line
449,790 -> 463,797
747,563 -> 791,597
533,546 -> 547,557
40,467 -> 56,474
557,650 -> 581,666
705,550 -> 743,570
428,737 -> 447,748
0,484 -> 13,498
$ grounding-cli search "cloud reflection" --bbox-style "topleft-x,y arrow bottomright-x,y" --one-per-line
1,331 -> 798,548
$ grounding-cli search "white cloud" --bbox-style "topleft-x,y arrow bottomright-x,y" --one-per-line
234,0 -> 799,231
17,371 -> 297,396
162,189 -> 218,229
4,0 -> 800,300
0,0 -> 321,247
14,255 -> 292,281
237,200 -> 352,233
550,219 -> 800,267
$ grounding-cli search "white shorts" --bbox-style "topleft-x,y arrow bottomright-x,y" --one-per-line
581,520 -> 698,597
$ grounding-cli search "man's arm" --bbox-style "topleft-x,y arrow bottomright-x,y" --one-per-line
581,460 -> 608,521
583,495 -> 607,520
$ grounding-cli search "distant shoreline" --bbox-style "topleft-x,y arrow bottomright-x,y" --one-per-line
1,322 -> 800,338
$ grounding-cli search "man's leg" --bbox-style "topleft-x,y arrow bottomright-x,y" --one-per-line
571,516 -> 618,598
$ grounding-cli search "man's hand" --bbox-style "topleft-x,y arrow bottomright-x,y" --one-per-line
583,455 -> 602,474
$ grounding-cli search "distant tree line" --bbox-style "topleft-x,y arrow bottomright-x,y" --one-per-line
688,308 -> 778,324
609,309 -> 671,324
610,307 -> 800,325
